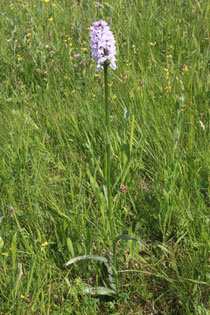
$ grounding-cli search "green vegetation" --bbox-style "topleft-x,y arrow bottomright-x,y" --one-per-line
0,0 -> 209,313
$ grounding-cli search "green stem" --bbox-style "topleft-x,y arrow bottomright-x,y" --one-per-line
104,61 -> 119,292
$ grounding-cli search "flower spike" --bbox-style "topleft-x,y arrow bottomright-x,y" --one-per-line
90,20 -> 117,71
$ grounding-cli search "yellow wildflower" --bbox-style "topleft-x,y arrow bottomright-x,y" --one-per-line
183,65 -> 188,72
150,41 -> 156,46
48,17 -> 53,22
17,54 -> 22,61
40,241 -> 48,251
164,67 -> 169,78
165,85 -> 171,93
2,253 -> 8,257
132,45 -> 137,53
20,293 -> 31,303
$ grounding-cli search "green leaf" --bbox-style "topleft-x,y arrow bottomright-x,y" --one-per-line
86,168 -> 106,224
63,254 -> 109,268
113,153 -> 135,189
129,114 -> 135,155
11,233 -> 17,273
124,107 -> 129,119
63,254 -> 117,293
83,286 -> 117,297
66,237 -> 74,257
113,234 -> 147,249
0,216 -> 4,224
0,236 -> 4,250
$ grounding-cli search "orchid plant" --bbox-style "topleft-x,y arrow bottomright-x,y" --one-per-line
63,20 -> 146,297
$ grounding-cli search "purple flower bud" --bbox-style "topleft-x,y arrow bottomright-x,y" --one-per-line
95,3 -> 103,8
45,134 -> 51,141
89,20 -> 117,71
120,185 -> 127,194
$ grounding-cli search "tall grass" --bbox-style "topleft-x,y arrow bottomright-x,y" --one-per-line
0,0 -> 209,313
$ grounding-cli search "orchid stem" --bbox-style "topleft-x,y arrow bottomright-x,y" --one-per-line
104,61 -> 119,292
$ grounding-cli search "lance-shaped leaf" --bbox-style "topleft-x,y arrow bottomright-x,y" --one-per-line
83,286 -> 116,296
0,216 -> 4,224
63,254 -> 109,268
113,234 -> 147,250
63,254 -> 117,294
113,153 -> 135,190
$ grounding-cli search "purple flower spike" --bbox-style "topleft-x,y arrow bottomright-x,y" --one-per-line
89,20 -> 117,71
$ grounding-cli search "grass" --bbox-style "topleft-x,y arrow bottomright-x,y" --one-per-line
0,0 -> 209,313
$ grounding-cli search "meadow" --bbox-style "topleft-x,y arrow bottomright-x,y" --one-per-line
0,0 -> 209,314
